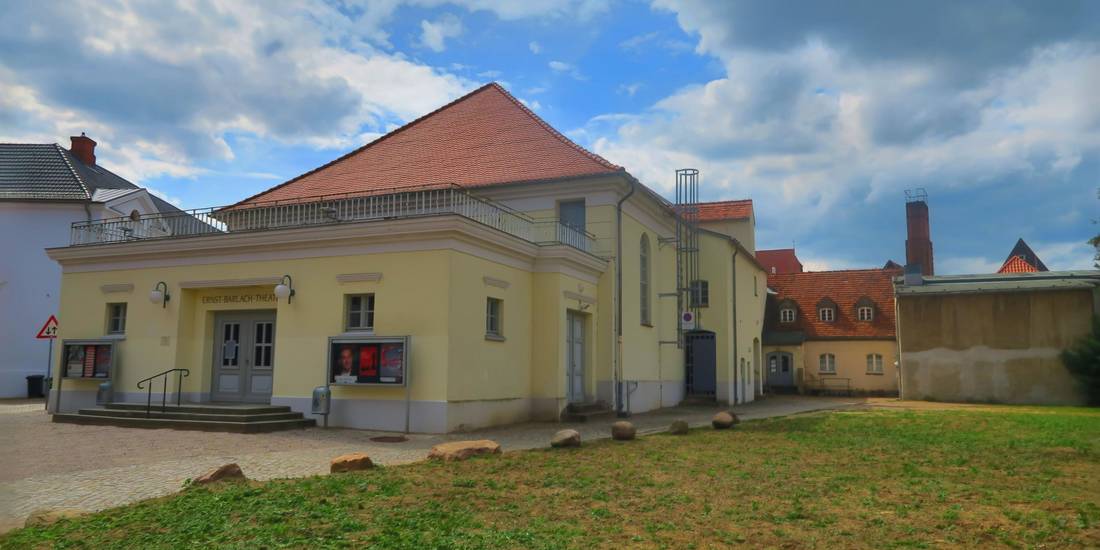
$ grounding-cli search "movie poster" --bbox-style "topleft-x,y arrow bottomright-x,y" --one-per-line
65,345 -> 85,378
329,338 -> 406,385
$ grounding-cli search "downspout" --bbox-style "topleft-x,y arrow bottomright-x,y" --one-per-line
731,247 -> 739,405
615,177 -> 636,416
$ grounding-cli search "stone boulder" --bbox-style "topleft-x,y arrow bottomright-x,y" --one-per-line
669,420 -> 690,435
330,452 -> 375,473
551,429 -> 582,448
428,440 -> 502,462
193,463 -> 246,485
611,420 -> 636,441
711,411 -> 738,430
24,509 -> 86,527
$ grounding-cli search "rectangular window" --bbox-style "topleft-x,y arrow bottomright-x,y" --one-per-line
858,306 -> 874,321
558,199 -> 586,232
106,303 -> 127,334
689,280 -> 709,308
819,353 -> 836,374
486,297 -> 503,339
819,308 -> 835,322
345,294 -> 375,331
867,353 -> 884,374
780,308 -> 795,323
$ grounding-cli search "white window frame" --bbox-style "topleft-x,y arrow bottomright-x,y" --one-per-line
819,353 -> 836,374
640,234 -> 651,325
867,353 -> 884,374
486,297 -> 503,339
106,302 -> 127,334
858,306 -> 874,322
780,308 -> 795,323
818,307 -> 835,322
345,294 -> 375,332
690,280 -> 709,308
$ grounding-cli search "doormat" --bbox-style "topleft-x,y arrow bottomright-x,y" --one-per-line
370,435 -> 408,443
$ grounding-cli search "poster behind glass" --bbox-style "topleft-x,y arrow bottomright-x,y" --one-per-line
330,337 -> 406,386
61,340 -> 115,378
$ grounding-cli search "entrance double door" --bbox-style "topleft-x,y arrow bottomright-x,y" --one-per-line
766,352 -> 795,390
212,310 -> 275,403
566,311 -> 586,404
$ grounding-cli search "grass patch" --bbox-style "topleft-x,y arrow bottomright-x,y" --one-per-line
5,407 -> 1100,548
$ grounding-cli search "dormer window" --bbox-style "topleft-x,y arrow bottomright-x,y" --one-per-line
816,297 -> 837,322
780,308 -> 795,323
855,296 -> 876,322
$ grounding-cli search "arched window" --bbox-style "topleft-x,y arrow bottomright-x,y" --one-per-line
640,234 -> 651,325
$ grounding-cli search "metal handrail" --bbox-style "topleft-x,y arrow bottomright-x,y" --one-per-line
136,368 -> 190,417
68,184 -> 595,252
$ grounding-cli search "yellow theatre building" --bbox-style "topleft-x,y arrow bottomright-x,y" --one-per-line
45,83 -> 767,433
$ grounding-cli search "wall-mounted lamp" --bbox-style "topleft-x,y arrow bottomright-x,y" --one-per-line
274,275 -> 296,304
149,281 -> 170,308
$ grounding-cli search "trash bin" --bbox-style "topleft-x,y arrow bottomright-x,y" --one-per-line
26,375 -> 45,398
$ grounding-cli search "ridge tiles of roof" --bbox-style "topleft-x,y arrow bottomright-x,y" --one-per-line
232,82 -> 623,207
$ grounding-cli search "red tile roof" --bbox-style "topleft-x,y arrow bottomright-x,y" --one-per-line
757,248 -> 803,274
998,255 -> 1039,273
765,268 -> 900,339
232,83 -> 622,206
695,199 -> 753,222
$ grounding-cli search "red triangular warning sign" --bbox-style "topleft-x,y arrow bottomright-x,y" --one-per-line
36,315 -> 59,339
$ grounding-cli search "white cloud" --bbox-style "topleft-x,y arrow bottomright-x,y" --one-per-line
549,60 -> 586,80
618,82 -> 642,97
0,1 -> 474,183
529,41 -> 542,54
419,14 -> 463,52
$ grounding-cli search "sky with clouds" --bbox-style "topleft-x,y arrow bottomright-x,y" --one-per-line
1,0 -> 1096,272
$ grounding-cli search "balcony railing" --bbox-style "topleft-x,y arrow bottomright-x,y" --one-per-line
70,184 -> 596,253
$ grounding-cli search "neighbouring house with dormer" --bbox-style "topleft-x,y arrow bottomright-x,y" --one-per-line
0,135 -> 184,398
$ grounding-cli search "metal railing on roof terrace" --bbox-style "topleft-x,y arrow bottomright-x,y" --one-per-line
69,183 -> 595,253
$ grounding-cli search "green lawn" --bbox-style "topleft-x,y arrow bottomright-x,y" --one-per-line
5,406 -> 1100,549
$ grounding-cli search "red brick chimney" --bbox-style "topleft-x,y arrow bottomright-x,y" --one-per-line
905,190 -> 934,276
69,133 -> 96,165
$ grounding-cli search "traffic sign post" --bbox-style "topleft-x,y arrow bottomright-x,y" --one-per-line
36,316 -> 58,409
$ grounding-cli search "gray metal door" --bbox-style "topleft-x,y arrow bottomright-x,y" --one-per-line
766,352 -> 795,388
685,330 -> 716,395
212,311 -> 275,403
566,311 -> 585,403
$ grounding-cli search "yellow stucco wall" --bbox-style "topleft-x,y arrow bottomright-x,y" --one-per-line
801,340 -> 899,394
896,288 -> 1093,405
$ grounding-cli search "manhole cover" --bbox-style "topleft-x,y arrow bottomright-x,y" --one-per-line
370,435 -> 408,443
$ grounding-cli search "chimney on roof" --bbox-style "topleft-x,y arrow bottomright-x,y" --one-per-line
69,132 -> 96,165
904,188 -> 934,276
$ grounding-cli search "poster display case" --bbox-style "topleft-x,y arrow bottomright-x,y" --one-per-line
327,335 -> 408,386
60,339 -> 117,379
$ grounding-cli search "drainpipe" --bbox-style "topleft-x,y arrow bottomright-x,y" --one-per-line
731,247 -> 739,405
614,177 -> 636,416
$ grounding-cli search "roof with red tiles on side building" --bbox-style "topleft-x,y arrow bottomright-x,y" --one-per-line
998,255 -> 1040,273
230,83 -> 623,207
756,248 -> 803,274
1003,238 -> 1048,271
694,199 -> 754,222
765,267 -> 901,340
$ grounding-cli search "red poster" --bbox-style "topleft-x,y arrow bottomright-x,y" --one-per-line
359,345 -> 378,377
83,345 -> 97,377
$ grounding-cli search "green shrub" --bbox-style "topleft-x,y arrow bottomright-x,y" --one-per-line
1061,316 -> 1100,406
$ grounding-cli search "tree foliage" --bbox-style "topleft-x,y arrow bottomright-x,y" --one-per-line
1062,316 -> 1100,405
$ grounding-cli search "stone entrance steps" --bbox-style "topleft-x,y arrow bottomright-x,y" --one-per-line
52,403 -> 315,433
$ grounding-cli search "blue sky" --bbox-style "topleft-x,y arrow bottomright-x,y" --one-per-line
1,0 -> 1096,272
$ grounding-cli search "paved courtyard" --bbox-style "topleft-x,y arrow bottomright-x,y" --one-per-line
0,395 -> 863,532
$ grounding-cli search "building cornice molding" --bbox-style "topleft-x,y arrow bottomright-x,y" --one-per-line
48,214 -> 606,283
179,276 -> 283,289
99,283 -> 134,294
482,276 -> 510,289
